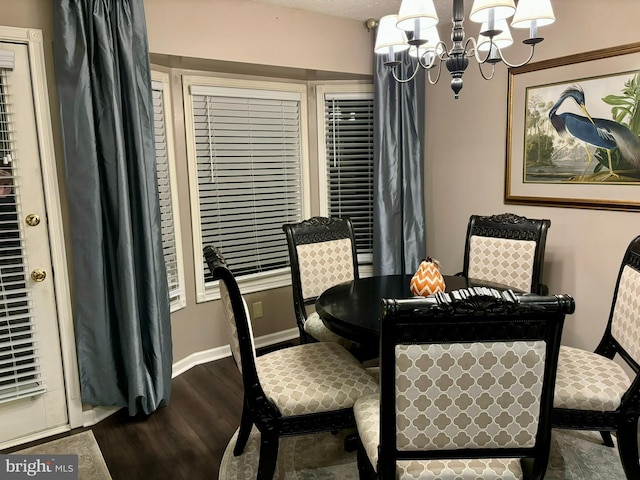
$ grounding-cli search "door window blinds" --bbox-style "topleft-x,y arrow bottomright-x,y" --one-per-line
0,51 -> 48,404
151,79 -> 184,310
323,93 -> 374,261
190,85 -> 303,280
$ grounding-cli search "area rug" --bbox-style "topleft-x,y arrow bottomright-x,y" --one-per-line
219,427 -> 625,479
14,430 -> 112,480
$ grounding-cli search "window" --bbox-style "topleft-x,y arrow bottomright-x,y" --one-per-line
183,76 -> 310,302
317,84 -> 374,270
151,71 -> 186,312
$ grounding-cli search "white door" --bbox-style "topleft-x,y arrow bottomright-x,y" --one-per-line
0,41 -> 69,444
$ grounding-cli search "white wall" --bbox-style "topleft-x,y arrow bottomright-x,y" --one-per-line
425,0 -> 640,351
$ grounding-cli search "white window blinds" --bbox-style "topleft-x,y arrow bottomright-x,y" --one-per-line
323,92 -> 374,260
189,84 -> 304,280
151,77 -> 185,311
0,59 -> 48,403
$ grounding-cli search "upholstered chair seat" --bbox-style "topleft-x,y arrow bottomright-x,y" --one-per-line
256,341 -> 378,416
354,393 -> 524,480
302,311 -> 354,347
554,346 -> 631,411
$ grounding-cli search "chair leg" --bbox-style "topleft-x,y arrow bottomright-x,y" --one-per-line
344,432 -> 359,452
351,343 -> 379,363
616,421 -> 640,480
299,326 -> 314,344
600,431 -> 614,447
233,401 -> 253,456
256,432 -> 279,480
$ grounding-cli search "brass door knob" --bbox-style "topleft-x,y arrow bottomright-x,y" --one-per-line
31,269 -> 46,282
25,214 -> 40,226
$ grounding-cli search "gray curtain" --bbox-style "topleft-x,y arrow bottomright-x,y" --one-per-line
53,0 -> 172,415
373,52 -> 427,275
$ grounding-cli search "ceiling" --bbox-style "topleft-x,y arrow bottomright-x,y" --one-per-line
251,0 -> 453,23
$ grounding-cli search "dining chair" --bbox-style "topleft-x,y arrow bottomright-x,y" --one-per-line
282,216 -> 360,348
552,234 -> 640,480
459,212 -> 551,294
203,245 -> 379,480
354,288 -> 574,480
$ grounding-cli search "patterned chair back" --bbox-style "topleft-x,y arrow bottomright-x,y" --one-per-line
376,289 -> 574,480
607,237 -> 640,367
284,216 -> 359,300
395,341 -> 545,452
203,246 -> 257,375
296,237 -> 355,298
462,213 -> 551,294
283,217 -> 360,341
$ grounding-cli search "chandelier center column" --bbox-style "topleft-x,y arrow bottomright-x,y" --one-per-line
446,0 -> 469,99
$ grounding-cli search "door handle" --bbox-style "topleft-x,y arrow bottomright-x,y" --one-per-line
25,214 -> 40,226
31,269 -> 46,282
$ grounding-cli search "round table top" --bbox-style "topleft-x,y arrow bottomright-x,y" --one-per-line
315,274 -> 518,345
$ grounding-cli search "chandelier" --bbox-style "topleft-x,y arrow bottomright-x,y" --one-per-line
372,0 -> 555,99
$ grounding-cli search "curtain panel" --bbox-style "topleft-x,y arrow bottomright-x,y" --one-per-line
53,0 -> 172,415
373,53 -> 427,275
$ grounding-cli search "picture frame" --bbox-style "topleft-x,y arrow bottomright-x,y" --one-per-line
505,42 -> 640,211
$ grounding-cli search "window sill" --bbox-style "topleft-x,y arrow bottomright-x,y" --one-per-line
197,268 -> 291,303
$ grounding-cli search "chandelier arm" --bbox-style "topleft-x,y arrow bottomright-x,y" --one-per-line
477,61 -> 496,81
416,55 -> 432,70
464,37 -> 493,65
494,44 -> 537,68
389,60 -> 422,84
465,37 -> 497,80
426,59 -> 444,85
415,42 -> 446,70
466,35 -> 537,70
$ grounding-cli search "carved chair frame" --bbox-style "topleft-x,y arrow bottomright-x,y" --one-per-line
358,291 -> 574,480
282,216 -> 360,343
204,246 -> 357,480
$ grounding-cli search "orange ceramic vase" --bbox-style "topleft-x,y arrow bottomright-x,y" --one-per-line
410,257 -> 446,297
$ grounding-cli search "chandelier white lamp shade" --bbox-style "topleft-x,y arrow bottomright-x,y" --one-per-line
373,0 -> 555,99
374,15 -> 410,57
511,0 -> 556,40
396,0 -> 439,37
468,0 -> 515,23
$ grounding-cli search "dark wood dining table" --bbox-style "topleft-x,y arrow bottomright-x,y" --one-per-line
315,274 -> 520,345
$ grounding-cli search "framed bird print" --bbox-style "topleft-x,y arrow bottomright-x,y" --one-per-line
505,42 -> 640,211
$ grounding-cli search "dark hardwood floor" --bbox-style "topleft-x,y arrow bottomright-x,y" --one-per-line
92,356 -> 244,479
3,355 -> 245,480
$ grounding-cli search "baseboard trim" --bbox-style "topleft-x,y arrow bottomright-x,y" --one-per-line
81,327 -> 300,427
82,406 -> 122,428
